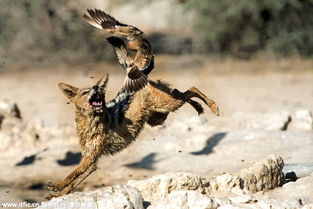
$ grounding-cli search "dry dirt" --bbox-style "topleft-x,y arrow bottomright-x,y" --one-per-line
1,56 -> 312,125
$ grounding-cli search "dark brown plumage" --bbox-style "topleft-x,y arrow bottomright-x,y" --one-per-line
83,9 -> 154,92
83,9 -> 142,35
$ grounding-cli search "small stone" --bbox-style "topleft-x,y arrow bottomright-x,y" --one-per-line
290,109 -> 313,130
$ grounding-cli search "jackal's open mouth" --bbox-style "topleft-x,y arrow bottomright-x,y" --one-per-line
88,93 -> 104,112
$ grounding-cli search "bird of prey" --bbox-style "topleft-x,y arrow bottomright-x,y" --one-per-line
83,9 -> 154,92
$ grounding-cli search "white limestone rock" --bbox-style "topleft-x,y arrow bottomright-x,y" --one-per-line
38,184 -> 144,209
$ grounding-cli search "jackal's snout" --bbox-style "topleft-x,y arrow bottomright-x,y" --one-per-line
58,73 -> 109,113
88,85 -> 105,112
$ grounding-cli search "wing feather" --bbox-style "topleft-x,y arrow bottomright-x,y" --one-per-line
83,9 -> 153,92
124,67 -> 148,92
83,9 -> 126,31
107,36 -> 132,69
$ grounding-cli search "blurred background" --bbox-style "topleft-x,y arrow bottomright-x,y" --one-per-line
0,0 -> 313,206
1,0 -> 313,68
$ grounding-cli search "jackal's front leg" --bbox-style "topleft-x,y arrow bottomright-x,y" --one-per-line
47,163 -> 97,199
47,154 -> 99,199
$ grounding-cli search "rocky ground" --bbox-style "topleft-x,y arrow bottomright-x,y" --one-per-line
0,98 -> 312,208
37,155 -> 313,209
0,59 -> 313,208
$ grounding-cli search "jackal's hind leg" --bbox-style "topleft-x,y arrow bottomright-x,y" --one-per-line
151,86 -> 218,116
169,88 -> 217,115
184,87 -> 219,116
147,111 -> 169,127
187,99 -> 204,115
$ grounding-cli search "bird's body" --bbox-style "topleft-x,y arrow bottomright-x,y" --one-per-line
83,9 -> 154,92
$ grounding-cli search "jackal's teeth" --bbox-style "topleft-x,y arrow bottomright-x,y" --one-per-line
91,101 -> 103,107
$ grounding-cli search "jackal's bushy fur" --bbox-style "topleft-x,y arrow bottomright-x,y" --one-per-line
47,74 -> 219,199
47,8 -> 219,199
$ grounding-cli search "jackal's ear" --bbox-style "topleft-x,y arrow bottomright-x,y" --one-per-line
96,73 -> 109,91
58,83 -> 79,99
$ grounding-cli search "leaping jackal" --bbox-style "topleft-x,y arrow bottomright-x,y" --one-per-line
47,9 -> 219,199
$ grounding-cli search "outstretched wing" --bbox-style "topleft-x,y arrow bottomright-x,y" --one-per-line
83,9 -> 143,36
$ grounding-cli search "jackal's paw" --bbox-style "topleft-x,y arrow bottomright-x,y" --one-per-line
46,192 -> 61,200
210,103 -> 220,116
47,181 -> 60,192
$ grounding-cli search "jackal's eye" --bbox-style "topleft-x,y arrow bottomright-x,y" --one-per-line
81,90 -> 89,96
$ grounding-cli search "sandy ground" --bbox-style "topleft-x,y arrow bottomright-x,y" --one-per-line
0,57 -> 312,205
1,56 -> 312,125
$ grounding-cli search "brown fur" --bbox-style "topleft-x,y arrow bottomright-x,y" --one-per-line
47,74 -> 219,199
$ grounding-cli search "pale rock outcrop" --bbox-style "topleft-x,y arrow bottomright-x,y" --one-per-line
37,184 -> 144,209
128,155 -> 284,201
208,154 -> 284,194
35,155 -> 313,209
148,190 -> 220,209
289,109 -> 313,130
128,172 -> 206,201
0,100 -> 21,120
0,100 -> 22,130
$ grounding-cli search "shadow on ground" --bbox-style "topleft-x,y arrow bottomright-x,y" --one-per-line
57,151 -> 82,166
16,154 -> 37,166
124,153 -> 159,170
190,132 -> 227,155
